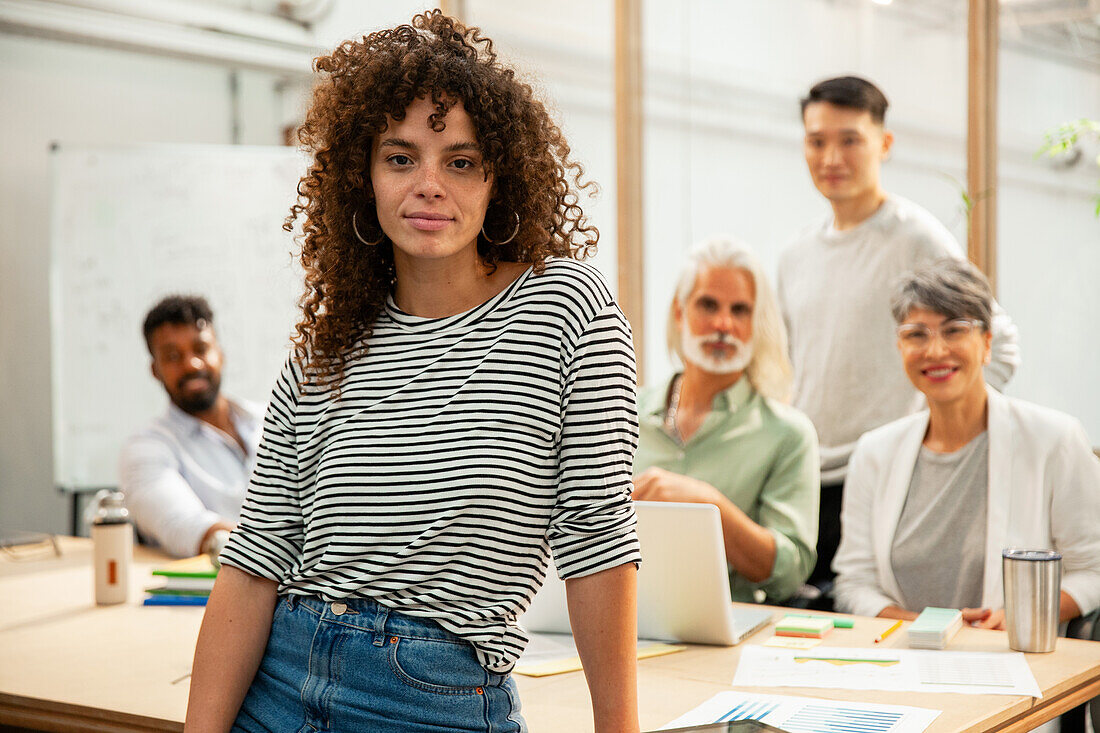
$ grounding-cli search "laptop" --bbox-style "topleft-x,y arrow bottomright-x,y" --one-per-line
522,501 -> 774,645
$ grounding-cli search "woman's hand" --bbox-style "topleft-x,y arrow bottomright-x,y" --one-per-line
964,593 -> 1079,631
632,467 -> 778,583
877,606 -> 919,621
961,607 -> 991,626
974,609 -> 1006,630
631,467 -> 722,504
962,608 -> 1006,629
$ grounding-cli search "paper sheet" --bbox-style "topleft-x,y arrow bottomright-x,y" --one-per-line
732,646 -> 1042,697
662,691 -> 940,733
515,633 -> 685,677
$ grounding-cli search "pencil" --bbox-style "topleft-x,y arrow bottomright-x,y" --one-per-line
874,619 -> 903,644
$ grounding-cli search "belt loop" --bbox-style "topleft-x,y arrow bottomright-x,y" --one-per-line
371,606 -> 391,647
284,594 -> 298,610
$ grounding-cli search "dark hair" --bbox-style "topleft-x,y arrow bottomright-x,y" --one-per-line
287,10 -> 598,388
801,76 -> 889,125
891,258 -> 993,330
142,295 -> 214,353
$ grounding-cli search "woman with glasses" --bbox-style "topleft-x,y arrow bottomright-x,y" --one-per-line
833,258 -> 1099,627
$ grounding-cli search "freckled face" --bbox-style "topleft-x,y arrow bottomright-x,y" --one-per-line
369,97 -> 494,269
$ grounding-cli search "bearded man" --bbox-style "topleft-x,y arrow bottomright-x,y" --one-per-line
117,295 -> 263,558
632,239 -> 820,604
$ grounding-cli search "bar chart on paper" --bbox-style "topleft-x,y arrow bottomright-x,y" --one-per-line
661,692 -> 940,733
782,703 -> 903,732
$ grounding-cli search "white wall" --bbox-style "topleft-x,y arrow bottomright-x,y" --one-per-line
996,52 -> 1100,437
2,0 -> 1097,534
0,33 -> 305,533
464,1 -> 619,286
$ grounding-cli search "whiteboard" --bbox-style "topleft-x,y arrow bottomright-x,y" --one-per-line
49,144 -> 308,489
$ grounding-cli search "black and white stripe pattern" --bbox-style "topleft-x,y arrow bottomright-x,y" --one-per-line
220,258 -> 641,672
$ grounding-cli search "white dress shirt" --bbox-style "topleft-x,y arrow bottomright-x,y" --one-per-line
118,398 -> 263,557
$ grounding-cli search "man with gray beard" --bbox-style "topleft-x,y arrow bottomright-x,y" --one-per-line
632,239 -> 820,604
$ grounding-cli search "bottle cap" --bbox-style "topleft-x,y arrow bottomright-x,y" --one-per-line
1002,548 -> 1061,562
91,489 -> 130,525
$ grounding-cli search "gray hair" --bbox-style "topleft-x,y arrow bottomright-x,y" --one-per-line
667,237 -> 793,401
890,257 -> 993,329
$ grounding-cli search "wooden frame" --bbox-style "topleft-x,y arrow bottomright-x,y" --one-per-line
968,0 -> 999,294
615,0 -> 646,380
439,0 -> 466,21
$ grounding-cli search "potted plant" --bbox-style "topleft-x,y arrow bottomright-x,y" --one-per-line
1037,118 -> 1100,217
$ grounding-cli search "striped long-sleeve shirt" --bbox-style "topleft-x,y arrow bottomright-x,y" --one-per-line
219,258 -> 641,672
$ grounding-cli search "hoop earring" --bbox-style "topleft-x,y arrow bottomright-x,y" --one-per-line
481,211 -> 520,246
352,211 -> 385,246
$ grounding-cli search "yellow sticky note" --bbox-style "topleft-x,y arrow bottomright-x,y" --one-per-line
514,656 -> 585,677
514,643 -> 686,677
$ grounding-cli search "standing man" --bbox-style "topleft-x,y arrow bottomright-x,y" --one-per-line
777,76 -> 1020,605
634,238 -> 820,604
118,295 -> 263,558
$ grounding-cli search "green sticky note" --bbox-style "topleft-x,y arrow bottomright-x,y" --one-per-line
788,613 -> 853,629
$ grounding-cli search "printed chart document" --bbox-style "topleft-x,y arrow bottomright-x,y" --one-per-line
662,691 -> 940,733
732,646 -> 1041,697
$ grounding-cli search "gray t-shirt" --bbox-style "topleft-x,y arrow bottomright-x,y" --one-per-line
891,432 -> 989,611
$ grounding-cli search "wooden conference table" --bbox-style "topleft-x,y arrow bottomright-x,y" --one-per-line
2,537 -> 1098,732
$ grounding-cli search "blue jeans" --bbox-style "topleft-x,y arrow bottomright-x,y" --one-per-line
234,595 -> 527,733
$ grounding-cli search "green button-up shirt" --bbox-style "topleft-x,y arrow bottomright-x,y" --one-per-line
635,375 -> 820,603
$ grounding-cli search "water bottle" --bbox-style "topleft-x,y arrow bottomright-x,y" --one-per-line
90,489 -> 133,605
1002,548 -> 1062,652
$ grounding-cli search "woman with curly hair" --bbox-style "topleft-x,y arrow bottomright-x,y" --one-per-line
186,10 -> 641,733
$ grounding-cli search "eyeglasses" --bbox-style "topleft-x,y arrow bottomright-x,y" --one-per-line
0,532 -> 61,561
896,318 -> 985,350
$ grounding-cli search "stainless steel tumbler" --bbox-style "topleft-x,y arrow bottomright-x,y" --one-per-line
1002,549 -> 1061,653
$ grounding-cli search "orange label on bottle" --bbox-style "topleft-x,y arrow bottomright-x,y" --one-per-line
108,560 -> 117,585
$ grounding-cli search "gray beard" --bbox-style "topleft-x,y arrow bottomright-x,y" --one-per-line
681,330 -> 753,375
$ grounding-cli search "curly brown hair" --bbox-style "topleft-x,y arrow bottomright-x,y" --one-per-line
286,9 -> 599,388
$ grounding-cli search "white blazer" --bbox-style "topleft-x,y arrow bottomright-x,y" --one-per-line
833,386 -> 1100,618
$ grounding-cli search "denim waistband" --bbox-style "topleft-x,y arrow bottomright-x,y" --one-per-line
284,593 -> 466,644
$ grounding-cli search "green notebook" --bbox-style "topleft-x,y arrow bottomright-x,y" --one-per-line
145,586 -> 211,597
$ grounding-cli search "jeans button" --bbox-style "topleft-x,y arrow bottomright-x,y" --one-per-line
331,602 -> 347,616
